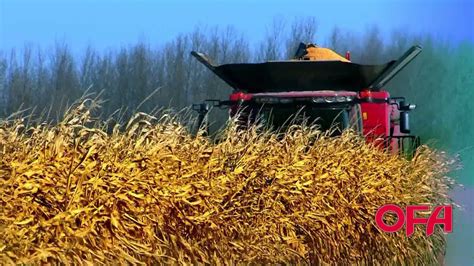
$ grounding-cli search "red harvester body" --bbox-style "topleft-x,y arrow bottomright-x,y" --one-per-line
192,43 -> 421,156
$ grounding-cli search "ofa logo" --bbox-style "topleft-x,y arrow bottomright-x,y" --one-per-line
375,204 -> 453,237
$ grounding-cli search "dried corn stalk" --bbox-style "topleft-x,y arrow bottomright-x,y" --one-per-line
0,100 -> 454,265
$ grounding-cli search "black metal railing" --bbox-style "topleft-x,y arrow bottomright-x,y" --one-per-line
385,135 -> 421,158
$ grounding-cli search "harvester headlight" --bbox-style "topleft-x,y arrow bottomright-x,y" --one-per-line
312,97 -> 325,103
256,97 -> 279,104
279,98 -> 293,104
346,96 -> 355,101
336,96 -> 346,102
324,96 -> 336,103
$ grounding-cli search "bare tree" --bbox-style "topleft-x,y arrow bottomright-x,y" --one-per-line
0,53 -> 7,115
285,17 -> 318,58
359,26 -> 384,64
256,16 -> 287,61
80,45 -> 97,90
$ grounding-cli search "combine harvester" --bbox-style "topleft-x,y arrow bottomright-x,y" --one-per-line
192,43 -> 422,156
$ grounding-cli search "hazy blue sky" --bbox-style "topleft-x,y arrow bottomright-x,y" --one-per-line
1,0 -> 473,52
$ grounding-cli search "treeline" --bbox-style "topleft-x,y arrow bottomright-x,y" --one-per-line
0,27 -> 248,120
0,17 -> 473,183
0,17 -> 420,119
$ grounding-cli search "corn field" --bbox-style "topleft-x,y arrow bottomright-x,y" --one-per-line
0,100 -> 455,265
